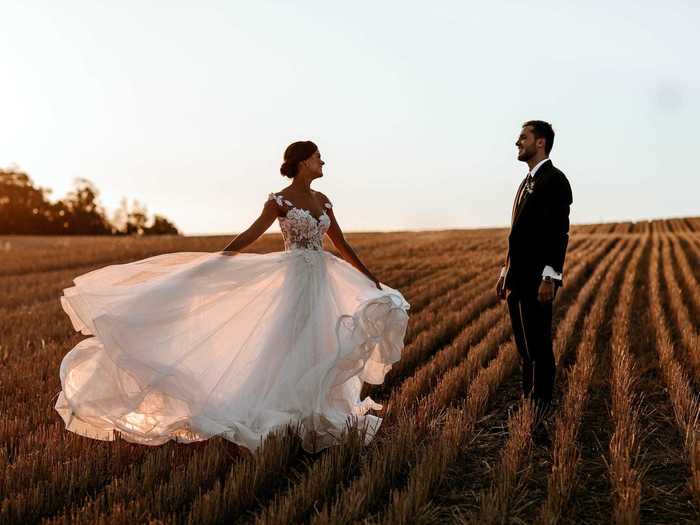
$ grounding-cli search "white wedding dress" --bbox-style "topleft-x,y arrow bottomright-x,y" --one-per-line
55,193 -> 410,452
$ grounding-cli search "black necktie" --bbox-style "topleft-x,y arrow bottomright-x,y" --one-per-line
518,174 -> 534,206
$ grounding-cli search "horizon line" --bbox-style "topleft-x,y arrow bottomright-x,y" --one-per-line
183,214 -> 700,238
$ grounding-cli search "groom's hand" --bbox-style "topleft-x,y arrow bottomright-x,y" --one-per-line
538,280 -> 556,303
496,276 -> 506,301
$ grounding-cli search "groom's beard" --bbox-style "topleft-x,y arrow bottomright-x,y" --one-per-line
518,148 -> 536,162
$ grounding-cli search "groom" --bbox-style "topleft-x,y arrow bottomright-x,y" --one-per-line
496,120 -> 573,418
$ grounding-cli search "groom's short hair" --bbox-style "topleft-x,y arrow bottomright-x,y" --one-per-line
523,120 -> 555,154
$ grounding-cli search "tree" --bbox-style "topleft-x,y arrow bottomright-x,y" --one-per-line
63,178 -> 112,235
110,197 -> 129,235
0,168 -> 55,234
124,199 -> 149,235
144,214 -> 180,235
0,166 -> 181,236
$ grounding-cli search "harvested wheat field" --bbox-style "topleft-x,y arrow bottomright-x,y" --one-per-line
3,218 -> 700,524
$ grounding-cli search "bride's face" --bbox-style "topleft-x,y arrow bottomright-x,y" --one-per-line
302,150 -> 325,178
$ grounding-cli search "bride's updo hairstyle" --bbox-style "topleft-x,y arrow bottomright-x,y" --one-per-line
280,140 -> 318,178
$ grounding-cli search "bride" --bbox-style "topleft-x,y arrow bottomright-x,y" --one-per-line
55,140 -> 410,452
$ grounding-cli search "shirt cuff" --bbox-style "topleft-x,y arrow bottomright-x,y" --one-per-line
542,265 -> 563,280
499,266 -> 506,278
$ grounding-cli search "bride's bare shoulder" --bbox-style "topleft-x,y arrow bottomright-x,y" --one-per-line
313,190 -> 333,209
272,186 -> 296,201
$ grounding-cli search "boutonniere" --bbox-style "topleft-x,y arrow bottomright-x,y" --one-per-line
524,176 -> 536,194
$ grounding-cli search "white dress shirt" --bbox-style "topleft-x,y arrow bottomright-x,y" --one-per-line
500,157 -> 563,282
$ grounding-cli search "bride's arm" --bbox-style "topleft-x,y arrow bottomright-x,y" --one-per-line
323,201 -> 381,289
220,199 -> 280,255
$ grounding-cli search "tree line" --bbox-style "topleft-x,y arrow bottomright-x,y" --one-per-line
0,167 -> 180,235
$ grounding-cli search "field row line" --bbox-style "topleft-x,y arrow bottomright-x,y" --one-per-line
660,235 -> 700,385
537,236 -> 633,523
461,236 -> 628,524
648,232 -> 700,511
31,253 -> 508,515
179,235 -> 612,516
379,342 -> 521,524
316,237 -> 621,524
1,250 -> 508,520
606,233 -> 646,523
0,235 -> 596,520
671,235 -> 700,322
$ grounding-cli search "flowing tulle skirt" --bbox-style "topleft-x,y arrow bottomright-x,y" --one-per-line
55,249 -> 410,452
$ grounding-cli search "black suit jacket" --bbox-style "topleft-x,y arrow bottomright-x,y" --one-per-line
504,159 -> 573,293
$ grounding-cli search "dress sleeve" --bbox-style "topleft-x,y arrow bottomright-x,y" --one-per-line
268,193 -> 291,206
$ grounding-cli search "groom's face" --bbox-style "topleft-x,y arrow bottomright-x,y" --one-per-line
516,126 -> 538,162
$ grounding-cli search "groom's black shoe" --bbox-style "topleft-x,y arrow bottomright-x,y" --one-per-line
533,397 -> 558,419
506,399 -> 522,419
531,399 -> 556,448
532,421 -> 551,448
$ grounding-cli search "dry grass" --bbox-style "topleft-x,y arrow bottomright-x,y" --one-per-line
2,220 -> 700,524
647,231 -> 700,511
606,238 -> 646,525
537,237 -> 632,524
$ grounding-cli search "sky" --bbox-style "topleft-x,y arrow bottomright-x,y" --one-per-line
1,1 -> 698,235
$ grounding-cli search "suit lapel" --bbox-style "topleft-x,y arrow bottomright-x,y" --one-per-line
511,177 -> 528,226
512,160 -> 552,226
512,177 -> 532,226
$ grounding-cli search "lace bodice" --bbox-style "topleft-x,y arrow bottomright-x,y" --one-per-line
268,193 -> 332,251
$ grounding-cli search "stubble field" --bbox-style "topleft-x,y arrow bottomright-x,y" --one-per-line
3,218 -> 700,524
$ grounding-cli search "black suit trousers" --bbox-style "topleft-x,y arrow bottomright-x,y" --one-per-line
506,288 -> 555,405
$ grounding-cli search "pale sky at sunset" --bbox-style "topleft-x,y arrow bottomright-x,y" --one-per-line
1,1 -> 698,234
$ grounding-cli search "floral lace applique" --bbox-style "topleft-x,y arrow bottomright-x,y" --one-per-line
267,193 -> 332,251
269,193 -> 294,208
